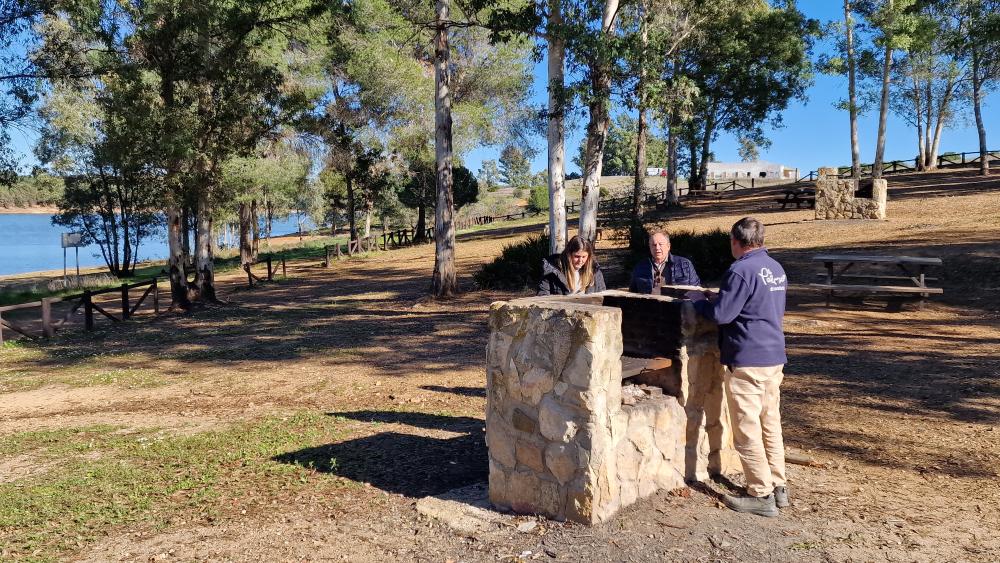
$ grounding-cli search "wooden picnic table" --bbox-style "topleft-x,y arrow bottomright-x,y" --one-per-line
808,254 -> 943,308
775,187 -> 815,209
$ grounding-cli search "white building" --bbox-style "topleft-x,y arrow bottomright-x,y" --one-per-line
705,160 -> 798,180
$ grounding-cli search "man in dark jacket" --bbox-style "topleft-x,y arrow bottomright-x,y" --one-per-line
693,217 -> 788,518
629,231 -> 701,294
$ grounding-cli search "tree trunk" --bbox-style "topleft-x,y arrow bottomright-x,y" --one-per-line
431,0 -> 457,297
546,0 -> 567,254
166,207 -> 190,309
873,32 -> 893,179
688,134 -> 700,188
346,175 -> 357,242
364,208 -> 372,238
924,76 -> 933,169
666,114 -> 678,205
631,5 -> 649,221
414,201 -> 427,242
928,81 -> 954,170
239,202 -> 253,267
699,110 -> 715,190
578,0 -> 620,242
180,206 -> 192,262
250,199 -> 259,259
193,189 -> 217,303
845,0 -> 861,179
913,75 -> 925,171
971,47 -> 989,176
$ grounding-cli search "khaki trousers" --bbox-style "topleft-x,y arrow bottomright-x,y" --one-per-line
724,365 -> 787,497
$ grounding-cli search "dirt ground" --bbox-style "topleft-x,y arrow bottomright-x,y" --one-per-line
1,168 -> 998,562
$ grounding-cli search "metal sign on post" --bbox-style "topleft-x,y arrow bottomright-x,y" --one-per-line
61,232 -> 85,281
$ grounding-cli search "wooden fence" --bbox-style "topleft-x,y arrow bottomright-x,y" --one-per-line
323,236 -> 384,267
795,149 -> 1000,182
0,277 -> 160,345
244,256 -> 286,287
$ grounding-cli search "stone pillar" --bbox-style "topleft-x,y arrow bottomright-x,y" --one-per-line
486,293 -> 738,524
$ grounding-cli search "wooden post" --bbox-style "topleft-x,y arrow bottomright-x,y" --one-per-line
0,311 -> 4,346
266,256 -> 273,281
152,278 -> 160,314
84,291 -> 94,331
282,257 -> 286,277
325,246 -> 333,267
42,298 -> 54,338
121,283 -> 130,321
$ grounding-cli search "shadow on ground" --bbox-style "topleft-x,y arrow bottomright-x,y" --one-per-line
273,410 -> 487,497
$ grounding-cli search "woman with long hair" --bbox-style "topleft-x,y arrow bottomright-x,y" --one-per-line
537,235 -> 607,295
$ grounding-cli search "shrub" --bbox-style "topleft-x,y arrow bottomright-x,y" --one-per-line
624,225 -> 732,283
474,234 -> 549,290
526,185 -> 549,213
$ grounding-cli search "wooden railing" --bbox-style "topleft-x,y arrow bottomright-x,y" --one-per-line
0,278 -> 160,344
802,149 -> 1000,181
323,236 -> 383,267
244,256 -> 286,287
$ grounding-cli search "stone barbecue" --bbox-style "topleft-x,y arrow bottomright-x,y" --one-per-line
815,166 -> 887,220
485,291 -> 741,524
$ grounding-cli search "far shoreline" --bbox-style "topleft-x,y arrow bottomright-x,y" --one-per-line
0,206 -> 59,215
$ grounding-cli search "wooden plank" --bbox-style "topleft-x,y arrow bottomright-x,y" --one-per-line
0,300 -> 43,313
808,283 -> 943,294
815,273 -> 938,282
811,254 -> 943,266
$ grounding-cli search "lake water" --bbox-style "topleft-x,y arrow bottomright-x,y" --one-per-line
0,214 -> 315,277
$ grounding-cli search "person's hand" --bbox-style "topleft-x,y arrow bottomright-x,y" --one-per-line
703,290 -> 718,302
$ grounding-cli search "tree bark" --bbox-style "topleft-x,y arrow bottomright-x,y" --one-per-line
845,0 -> 861,179
193,189 -> 217,302
166,207 -> 190,309
546,0 -> 567,254
431,0 -> 457,297
699,109 -> 715,190
912,75 -> 925,171
346,174 -> 357,242
688,134 -> 700,189
239,202 -> 253,267
414,201 -> 427,243
971,46 -> 989,175
250,199 -> 259,259
578,0 -> 620,242
873,17 -> 893,179
631,4 -> 649,221
666,113 -> 679,205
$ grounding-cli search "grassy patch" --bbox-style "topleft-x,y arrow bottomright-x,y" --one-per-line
0,412 -> 349,559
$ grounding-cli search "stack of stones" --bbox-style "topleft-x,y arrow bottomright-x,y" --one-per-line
485,291 -> 740,524
814,166 -> 887,220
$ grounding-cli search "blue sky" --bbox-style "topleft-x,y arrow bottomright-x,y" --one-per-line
7,0 -> 998,177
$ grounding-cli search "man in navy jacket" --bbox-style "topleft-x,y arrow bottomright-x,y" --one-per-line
629,231 -> 701,294
693,217 -> 788,518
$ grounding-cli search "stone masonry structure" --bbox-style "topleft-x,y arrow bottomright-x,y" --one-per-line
815,166 -> 887,220
485,291 -> 740,524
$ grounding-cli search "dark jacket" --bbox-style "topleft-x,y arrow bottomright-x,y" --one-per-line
537,254 -> 607,296
693,247 -> 787,367
629,255 -> 701,294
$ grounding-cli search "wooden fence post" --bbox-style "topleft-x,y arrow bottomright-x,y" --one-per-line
0,311 -> 4,346
152,278 -> 159,314
121,283 -> 130,321
282,257 -> 286,277
266,256 -> 273,281
84,291 -> 94,331
42,298 -> 54,337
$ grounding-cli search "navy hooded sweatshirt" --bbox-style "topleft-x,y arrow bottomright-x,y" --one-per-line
693,247 -> 787,367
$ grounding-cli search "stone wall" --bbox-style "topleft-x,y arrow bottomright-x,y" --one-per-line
815,167 -> 887,220
485,291 -> 739,524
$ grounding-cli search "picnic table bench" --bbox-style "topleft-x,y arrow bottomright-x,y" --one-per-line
775,188 -> 815,209
808,254 -> 943,309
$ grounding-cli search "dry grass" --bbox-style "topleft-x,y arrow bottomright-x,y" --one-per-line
0,167 -> 998,561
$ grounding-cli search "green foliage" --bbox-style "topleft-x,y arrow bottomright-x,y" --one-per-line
474,234 -> 549,290
499,145 -> 531,188
573,114 -> 667,176
0,172 -> 64,208
526,184 -> 549,213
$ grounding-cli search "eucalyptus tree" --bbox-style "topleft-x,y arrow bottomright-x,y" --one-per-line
959,0 -> 1000,175
684,2 -> 815,189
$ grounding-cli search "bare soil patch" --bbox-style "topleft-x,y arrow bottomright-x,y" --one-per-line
1,168 -> 998,561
